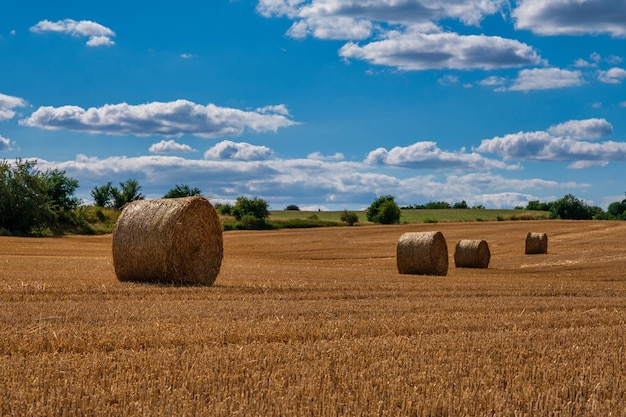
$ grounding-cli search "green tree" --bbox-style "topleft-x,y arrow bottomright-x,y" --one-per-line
216,203 -> 232,216
0,159 -> 82,234
526,200 -> 552,211
453,200 -> 468,209
0,159 -> 51,234
607,194 -> 626,220
44,169 -> 81,232
285,204 -> 300,211
164,184 -> 202,198
366,195 -> 401,224
549,194 -> 594,220
45,169 -> 80,212
91,182 -> 114,207
340,209 -> 359,226
232,196 -> 269,221
111,179 -> 144,209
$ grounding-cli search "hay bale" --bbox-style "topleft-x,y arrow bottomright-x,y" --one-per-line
525,232 -> 548,254
112,196 -> 223,285
396,231 -> 448,276
454,239 -> 490,268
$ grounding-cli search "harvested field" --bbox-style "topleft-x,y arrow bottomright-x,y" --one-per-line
1,220 -> 625,416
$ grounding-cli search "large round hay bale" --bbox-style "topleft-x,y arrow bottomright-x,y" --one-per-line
454,239 -> 490,268
525,232 -> 548,254
112,196 -> 223,285
396,231 -> 448,276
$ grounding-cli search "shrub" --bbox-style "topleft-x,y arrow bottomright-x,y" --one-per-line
216,203 -> 232,216
366,195 -> 401,224
340,210 -> 359,226
549,194 -> 594,220
232,196 -> 269,221
163,184 -> 202,198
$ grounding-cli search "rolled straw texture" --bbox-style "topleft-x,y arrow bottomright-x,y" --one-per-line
112,196 -> 223,285
525,232 -> 548,254
454,239 -> 490,268
396,231 -> 448,276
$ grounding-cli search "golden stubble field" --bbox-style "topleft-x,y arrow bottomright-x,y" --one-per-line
1,220 -> 625,416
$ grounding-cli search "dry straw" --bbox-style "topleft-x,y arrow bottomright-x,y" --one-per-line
454,239 -> 490,268
396,231 -> 448,276
112,196 -> 223,285
525,232 -> 548,254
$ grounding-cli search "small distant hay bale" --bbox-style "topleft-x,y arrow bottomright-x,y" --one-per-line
525,232 -> 548,254
396,231 -> 448,276
454,239 -> 490,268
112,196 -> 223,285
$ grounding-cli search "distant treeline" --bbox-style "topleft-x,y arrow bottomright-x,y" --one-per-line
402,195 -> 626,221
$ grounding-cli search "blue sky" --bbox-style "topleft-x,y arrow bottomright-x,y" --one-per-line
1,0 -> 625,210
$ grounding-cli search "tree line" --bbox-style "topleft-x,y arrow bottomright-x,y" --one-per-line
1,158 -> 625,235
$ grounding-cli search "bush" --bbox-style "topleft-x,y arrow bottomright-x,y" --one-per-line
549,194 -> 594,220
232,196 -> 269,221
366,195 -> 401,224
163,184 -> 202,198
239,215 -> 267,230
0,159 -> 82,235
340,210 -> 359,226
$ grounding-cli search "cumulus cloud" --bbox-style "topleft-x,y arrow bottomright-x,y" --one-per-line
340,32 -> 542,71
0,93 -> 27,121
308,151 -> 344,161
38,150 -> 582,210
0,135 -> 14,151
513,0 -> 626,37
259,0 -> 507,28
547,118 -> 613,140
597,67 -> 626,84
30,19 -> 116,46
204,140 -> 275,160
476,118 -> 626,167
364,141 -> 519,170
507,68 -> 584,91
20,99 -> 298,138
258,1 -> 541,71
149,140 -> 197,154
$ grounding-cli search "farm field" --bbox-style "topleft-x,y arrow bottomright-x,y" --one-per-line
1,220 -> 625,416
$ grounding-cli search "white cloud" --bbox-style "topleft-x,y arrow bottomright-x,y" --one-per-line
0,93 -> 27,121
547,118 -> 613,140
204,140 -> 275,161
597,67 -> 626,84
0,135 -> 14,151
364,141 -> 519,170
20,99 -> 298,138
340,32 -> 542,71
308,151 -> 344,161
508,68 -> 584,91
149,140 -> 197,154
260,0 -> 507,28
38,149 -> 583,210
513,0 -> 626,37
287,16 -> 374,40
476,118 -> 626,166
479,76 -> 507,87
30,19 -> 116,47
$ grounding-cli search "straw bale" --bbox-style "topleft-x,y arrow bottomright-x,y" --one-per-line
525,232 -> 548,254
112,196 -> 223,285
396,231 -> 448,276
454,239 -> 490,268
